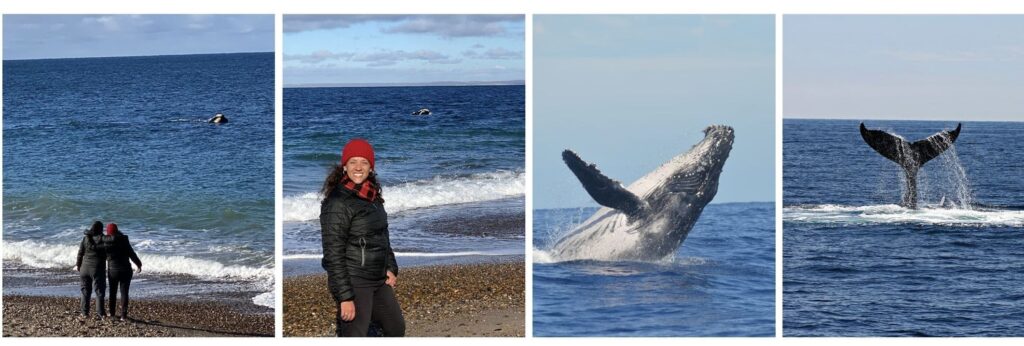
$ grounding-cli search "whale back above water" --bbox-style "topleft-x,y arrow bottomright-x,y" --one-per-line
551,125 -> 735,261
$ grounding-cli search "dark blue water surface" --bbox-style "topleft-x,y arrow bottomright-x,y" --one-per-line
282,86 -> 525,275
784,119 -> 1024,336
3,53 -> 275,308
533,203 -> 775,337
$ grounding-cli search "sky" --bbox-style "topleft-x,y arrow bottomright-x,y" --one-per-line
3,15 -> 274,60
534,15 -> 775,209
786,15 -> 1024,121
283,15 -> 525,86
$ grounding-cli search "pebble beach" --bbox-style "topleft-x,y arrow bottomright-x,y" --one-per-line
283,262 -> 524,337
2,295 -> 274,337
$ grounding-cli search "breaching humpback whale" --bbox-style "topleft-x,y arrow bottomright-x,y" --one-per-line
859,122 -> 962,209
549,125 -> 734,262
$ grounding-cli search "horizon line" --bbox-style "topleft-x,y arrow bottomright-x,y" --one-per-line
285,80 -> 526,88
3,51 -> 273,62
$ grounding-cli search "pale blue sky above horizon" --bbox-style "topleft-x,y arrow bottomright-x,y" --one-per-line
283,15 -> 524,85
3,15 -> 273,60
534,15 -> 775,209
786,15 -> 1024,122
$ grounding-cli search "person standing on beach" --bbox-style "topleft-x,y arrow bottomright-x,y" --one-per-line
75,221 -> 108,319
102,223 -> 143,321
320,138 -> 406,337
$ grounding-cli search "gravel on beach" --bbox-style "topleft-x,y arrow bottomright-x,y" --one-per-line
2,295 -> 273,337
283,262 -> 525,337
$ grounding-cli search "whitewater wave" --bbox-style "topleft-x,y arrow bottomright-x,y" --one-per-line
783,204 -> 1024,227
251,292 -> 275,309
4,239 -> 276,308
283,171 -> 524,222
3,240 -> 273,282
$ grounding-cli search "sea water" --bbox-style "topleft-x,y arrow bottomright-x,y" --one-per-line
3,53 -> 275,309
282,85 -> 525,276
783,119 -> 1024,336
533,203 -> 775,336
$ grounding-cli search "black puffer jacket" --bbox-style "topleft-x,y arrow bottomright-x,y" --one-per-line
321,186 -> 398,303
103,232 -> 142,273
76,233 -> 107,274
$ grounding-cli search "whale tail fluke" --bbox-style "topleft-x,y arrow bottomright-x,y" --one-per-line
911,123 -> 961,165
859,122 -> 962,209
859,123 -> 961,167
562,150 -> 649,220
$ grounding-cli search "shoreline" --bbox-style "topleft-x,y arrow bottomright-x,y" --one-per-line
283,253 -> 524,278
2,295 -> 273,337
3,265 -> 273,313
284,262 -> 524,337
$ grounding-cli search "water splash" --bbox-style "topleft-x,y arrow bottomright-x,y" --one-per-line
919,135 -> 974,209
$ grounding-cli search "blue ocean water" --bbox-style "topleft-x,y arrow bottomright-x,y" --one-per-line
783,119 -> 1024,336
533,203 -> 776,337
282,86 -> 525,275
3,53 -> 275,308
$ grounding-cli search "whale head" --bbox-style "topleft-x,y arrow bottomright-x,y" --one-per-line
636,125 -> 733,254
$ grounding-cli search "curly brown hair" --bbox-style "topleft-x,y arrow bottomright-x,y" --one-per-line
320,164 -> 384,203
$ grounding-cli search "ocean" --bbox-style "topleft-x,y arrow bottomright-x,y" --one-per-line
281,85 -> 525,276
783,119 -> 1024,336
2,53 -> 275,310
533,202 -> 776,336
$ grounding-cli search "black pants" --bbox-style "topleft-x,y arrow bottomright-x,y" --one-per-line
336,284 -> 405,337
108,270 -> 133,319
79,270 -> 106,317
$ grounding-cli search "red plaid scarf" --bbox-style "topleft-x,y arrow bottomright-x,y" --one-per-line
340,176 -> 379,202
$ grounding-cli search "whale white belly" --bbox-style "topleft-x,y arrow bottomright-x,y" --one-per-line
551,208 -> 647,261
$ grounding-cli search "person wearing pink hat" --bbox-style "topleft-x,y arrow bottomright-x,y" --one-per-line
102,223 -> 142,322
320,138 -> 405,337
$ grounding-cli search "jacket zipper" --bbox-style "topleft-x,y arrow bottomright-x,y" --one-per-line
359,237 -> 367,266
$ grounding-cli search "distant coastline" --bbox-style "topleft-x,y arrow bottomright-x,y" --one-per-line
284,80 -> 525,89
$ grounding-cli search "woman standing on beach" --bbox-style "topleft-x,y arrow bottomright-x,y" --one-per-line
320,138 -> 405,337
103,223 -> 143,321
75,221 -> 108,319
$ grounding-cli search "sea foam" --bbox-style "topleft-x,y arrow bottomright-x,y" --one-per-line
3,239 -> 273,281
783,204 -> 1024,227
283,171 -> 524,222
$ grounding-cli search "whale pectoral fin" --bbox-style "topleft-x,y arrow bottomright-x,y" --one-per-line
860,122 -> 907,163
911,123 -> 961,165
562,150 -> 648,219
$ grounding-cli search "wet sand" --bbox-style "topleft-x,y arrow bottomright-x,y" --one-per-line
2,295 -> 273,337
284,262 -> 524,337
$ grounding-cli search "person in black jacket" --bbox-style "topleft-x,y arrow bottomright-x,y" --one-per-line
102,223 -> 143,321
321,138 -> 405,337
75,221 -> 108,319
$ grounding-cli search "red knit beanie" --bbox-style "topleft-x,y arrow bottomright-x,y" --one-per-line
106,223 -> 118,236
341,138 -> 375,170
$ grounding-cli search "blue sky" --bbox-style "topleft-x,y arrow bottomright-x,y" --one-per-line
283,15 -> 524,86
3,15 -> 274,60
534,15 -> 775,209
786,15 -> 1024,121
